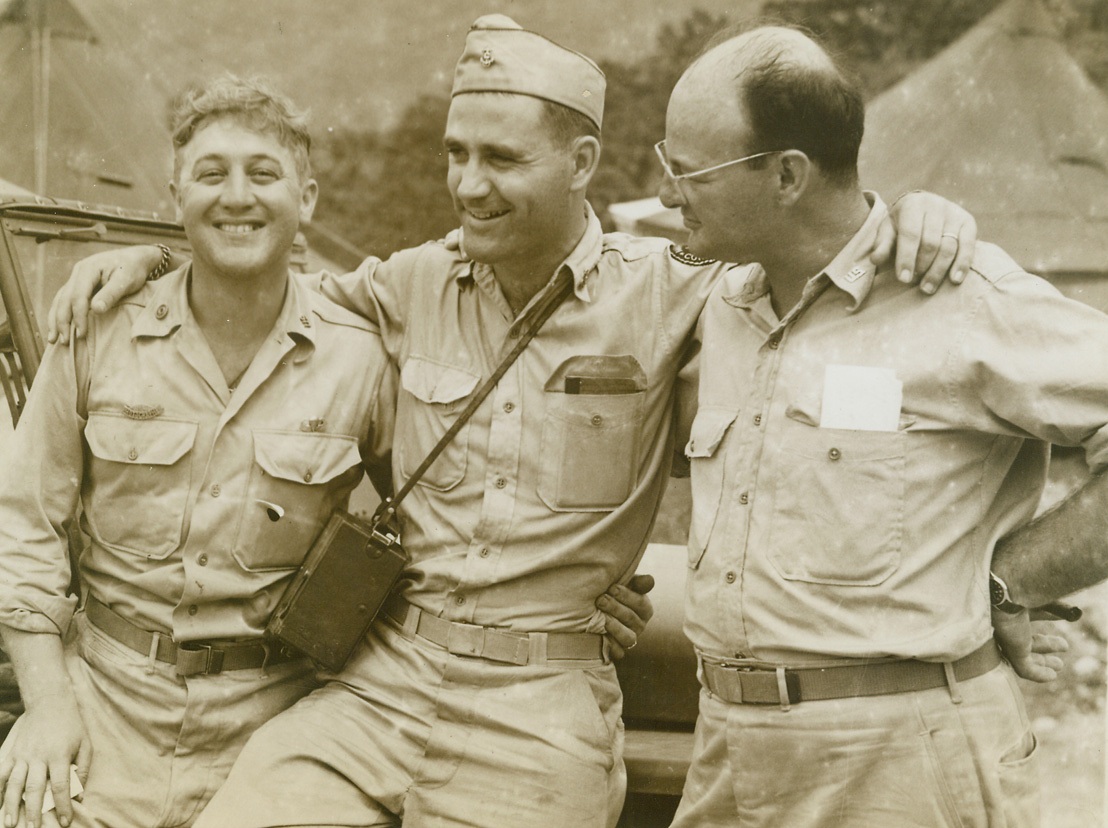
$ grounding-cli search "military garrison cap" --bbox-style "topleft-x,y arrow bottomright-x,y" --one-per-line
452,14 -> 606,129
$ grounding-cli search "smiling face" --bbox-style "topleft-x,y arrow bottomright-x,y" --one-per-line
171,116 -> 317,284
443,93 -> 591,280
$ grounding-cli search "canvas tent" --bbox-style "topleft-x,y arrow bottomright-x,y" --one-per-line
609,0 -> 1108,301
0,0 -> 174,216
858,0 -> 1108,296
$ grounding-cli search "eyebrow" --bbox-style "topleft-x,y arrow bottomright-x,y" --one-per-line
190,152 -> 286,167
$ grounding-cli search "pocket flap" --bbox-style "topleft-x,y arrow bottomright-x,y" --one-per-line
685,408 -> 738,459
401,357 -> 480,404
86,414 -> 197,466
254,431 -> 363,485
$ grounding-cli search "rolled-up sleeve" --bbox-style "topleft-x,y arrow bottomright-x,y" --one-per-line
0,339 -> 86,634
957,266 -> 1108,470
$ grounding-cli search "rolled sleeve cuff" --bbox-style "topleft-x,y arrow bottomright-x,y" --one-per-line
0,594 -> 78,635
1085,423 -> 1108,473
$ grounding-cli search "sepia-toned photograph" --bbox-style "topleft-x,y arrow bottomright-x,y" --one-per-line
0,1 -> 1105,826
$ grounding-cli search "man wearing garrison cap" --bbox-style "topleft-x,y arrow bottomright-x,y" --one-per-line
54,15 -> 976,828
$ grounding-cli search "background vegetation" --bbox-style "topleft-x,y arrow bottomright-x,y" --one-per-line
311,0 -> 1108,261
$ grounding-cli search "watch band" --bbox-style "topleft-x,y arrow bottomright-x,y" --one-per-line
989,573 -> 1023,615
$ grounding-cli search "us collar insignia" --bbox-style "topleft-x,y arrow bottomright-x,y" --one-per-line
669,245 -> 717,267
844,265 -> 868,283
123,404 -> 164,420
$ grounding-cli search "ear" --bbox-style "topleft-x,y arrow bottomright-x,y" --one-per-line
774,150 -> 812,207
298,178 -> 319,225
568,135 -> 601,194
169,179 -> 183,224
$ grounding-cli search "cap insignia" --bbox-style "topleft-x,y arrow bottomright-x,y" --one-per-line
480,49 -> 494,67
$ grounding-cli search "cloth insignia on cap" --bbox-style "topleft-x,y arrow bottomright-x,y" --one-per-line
669,244 -> 718,267
481,49 -> 494,67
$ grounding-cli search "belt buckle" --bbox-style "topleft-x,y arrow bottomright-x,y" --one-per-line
728,664 -> 801,708
445,622 -> 486,659
176,642 -> 225,676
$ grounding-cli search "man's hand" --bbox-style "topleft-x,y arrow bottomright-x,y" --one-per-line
869,191 -> 978,295
992,608 -> 1069,683
596,574 -> 655,660
47,246 -> 164,344
0,697 -> 90,828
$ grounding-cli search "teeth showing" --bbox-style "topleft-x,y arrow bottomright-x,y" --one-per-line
469,209 -> 507,220
216,223 -> 261,234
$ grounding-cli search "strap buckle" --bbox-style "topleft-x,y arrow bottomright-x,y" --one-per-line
176,642 -> 225,676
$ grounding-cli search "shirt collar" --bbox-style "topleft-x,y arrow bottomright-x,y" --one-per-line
130,265 -> 317,351
723,191 -> 889,314
464,202 -> 604,303
820,191 -> 887,312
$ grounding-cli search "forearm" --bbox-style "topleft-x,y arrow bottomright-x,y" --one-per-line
0,626 -> 74,710
992,471 -> 1108,607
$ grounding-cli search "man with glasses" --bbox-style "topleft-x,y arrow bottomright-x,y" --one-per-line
663,24 -> 1095,827
48,16 -> 981,827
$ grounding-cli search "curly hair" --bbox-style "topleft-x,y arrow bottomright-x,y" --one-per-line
169,74 -> 312,182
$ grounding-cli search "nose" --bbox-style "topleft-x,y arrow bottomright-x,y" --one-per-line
220,169 -> 256,208
658,174 -> 685,209
453,157 -> 492,202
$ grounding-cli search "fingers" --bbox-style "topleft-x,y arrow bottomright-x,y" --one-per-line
74,741 -> 91,787
625,574 -> 655,596
46,760 -> 73,828
949,219 -> 977,285
3,759 -> 27,828
1009,654 -> 1060,684
1029,632 -> 1069,656
868,215 -> 896,270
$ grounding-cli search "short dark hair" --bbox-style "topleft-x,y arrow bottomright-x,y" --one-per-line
703,25 -> 864,184
540,98 -> 601,148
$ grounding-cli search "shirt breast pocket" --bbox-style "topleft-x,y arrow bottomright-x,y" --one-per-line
538,356 -> 647,512
233,431 -> 364,571
685,407 -> 738,569
766,417 -> 905,586
397,357 -> 480,492
84,413 -> 198,559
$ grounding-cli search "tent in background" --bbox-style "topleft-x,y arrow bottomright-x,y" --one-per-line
858,0 -> 1108,304
0,0 -> 175,215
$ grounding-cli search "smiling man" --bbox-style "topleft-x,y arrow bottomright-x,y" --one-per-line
43,15 -> 977,828
0,76 -> 396,828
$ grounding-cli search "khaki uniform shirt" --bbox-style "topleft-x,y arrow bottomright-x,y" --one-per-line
314,206 -> 723,634
0,266 -> 395,640
683,198 -> 1108,665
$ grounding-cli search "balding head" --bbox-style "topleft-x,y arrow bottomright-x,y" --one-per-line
675,25 -> 864,185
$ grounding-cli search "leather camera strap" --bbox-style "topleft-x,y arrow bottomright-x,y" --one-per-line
372,268 -> 577,528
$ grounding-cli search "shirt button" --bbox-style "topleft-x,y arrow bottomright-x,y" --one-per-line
479,547 -> 490,558
128,448 -> 138,461
198,554 -> 209,566
753,414 -> 762,426
725,571 -> 737,584
304,471 -> 313,482
155,304 -> 168,320
455,595 -> 466,606
495,477 -> 507,489
187,604 -> 198,616
768,338 -> 780,350
503,402 -> 515,413
210,484 -> 221,497
739,492 -> 749,505
591,414 -> 603,427
828,448 -> 841,461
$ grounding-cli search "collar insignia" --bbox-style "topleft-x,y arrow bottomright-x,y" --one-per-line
669,244 -> 717,267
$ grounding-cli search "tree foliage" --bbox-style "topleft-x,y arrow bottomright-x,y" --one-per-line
312,0 -> 1108,259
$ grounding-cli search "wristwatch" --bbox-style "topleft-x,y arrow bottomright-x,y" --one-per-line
989,573 -> 1024,615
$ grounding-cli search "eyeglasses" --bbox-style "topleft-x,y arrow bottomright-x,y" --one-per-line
654,140 -> 781,182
